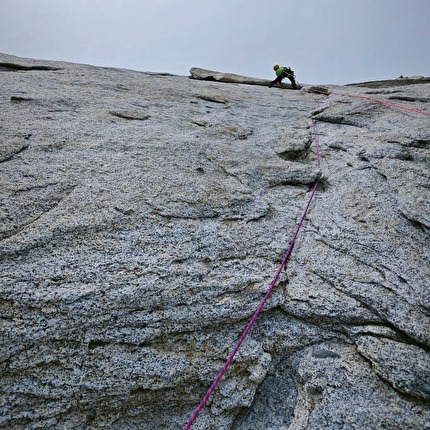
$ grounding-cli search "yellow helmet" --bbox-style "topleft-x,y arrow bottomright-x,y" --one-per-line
273,64 -> 279,71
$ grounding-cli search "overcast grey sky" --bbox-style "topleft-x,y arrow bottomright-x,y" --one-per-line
0,0 -> 429,84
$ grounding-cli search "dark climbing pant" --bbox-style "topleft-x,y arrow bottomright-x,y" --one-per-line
270,71 -> 297,88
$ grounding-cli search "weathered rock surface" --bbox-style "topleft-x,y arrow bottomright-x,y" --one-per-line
0,53 -> 429,429
190,67 -> 272,86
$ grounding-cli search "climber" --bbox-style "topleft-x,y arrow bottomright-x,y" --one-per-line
269,64 -> 297,89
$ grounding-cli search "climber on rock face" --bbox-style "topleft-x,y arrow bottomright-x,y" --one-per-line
269,64 -> 297,89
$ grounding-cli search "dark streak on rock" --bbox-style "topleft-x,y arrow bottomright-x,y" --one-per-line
312,349 -> 341,359
0,144 -> 29,163
0,62 -> 61,72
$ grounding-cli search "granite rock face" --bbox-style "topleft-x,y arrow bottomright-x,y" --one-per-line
0,53 -> 429,429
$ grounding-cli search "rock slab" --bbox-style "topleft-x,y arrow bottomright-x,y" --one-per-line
0,53 -> 429,429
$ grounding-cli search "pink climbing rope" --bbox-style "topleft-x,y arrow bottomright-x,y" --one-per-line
302,83 -> 430,118
333,91 -> 430,117
185,83 -> 428,428
184,111 -> 321,430
184,182 -> 319,429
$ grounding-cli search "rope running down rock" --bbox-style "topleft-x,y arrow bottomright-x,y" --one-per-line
184,107 -> 322,430
184,85 -> 429,429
